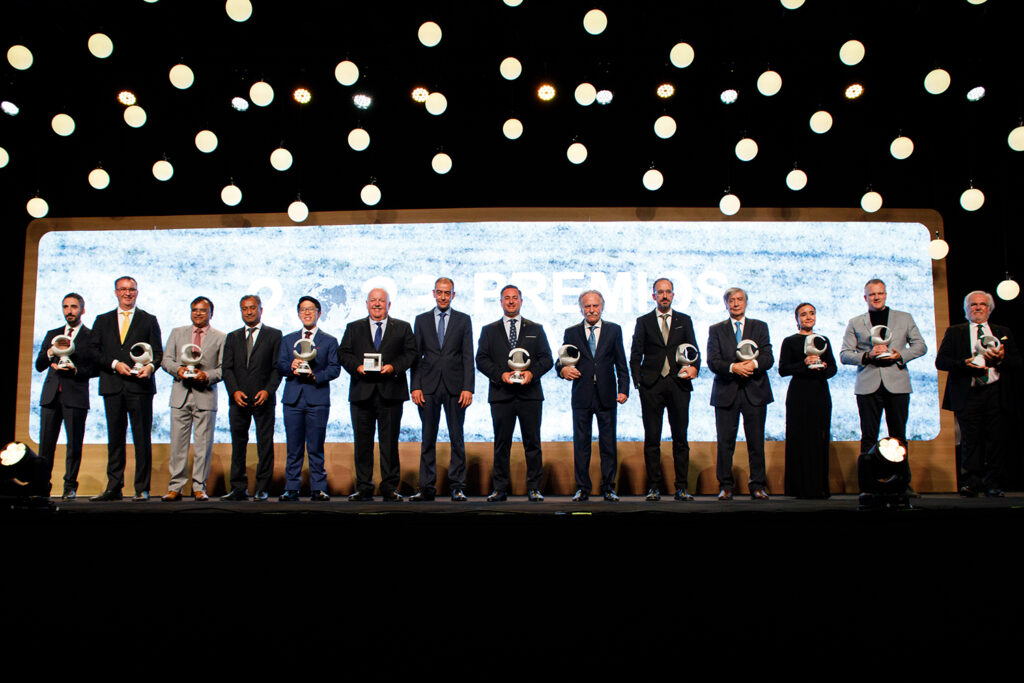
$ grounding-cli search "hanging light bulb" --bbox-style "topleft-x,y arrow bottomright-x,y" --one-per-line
927,231 -> 949,260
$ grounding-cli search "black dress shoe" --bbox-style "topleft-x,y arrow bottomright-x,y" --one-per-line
382,490 -> 404,502
278,490 -> 299,502
985,488 -> 1005,498
409,490 -> 436,502
486,490 -> 507,502
450,489 -> 468,502
959,485 -> 979,497
571,489 -> 589,502
750,488 -> 770,500
645,489 -> 661,502
61,489 -> 77,502
221,489 -> 249,501
528,490 -> 544,502
132,491 -> 150,501
603,490 -> 620,502
717,489 -> 734,501
348,491 -> 373,502
310,490 -> 330,501
674,489 -> 694,501
91,490 -> 122,502
253,491 -> 269,502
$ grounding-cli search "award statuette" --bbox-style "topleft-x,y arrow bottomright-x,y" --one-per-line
675,343 -> 699,377
129,342 -> 154,375
557,344 -> 580,369
179,343 -> 204,379
869,325 -> 895,359
363,353 -> 382,372
508,347 -> 532,384
971,334 -> 1002,368
803,334 -> 828,370
51,334 -> 76,371
292,338 -> 317,375
735,339 -> 759,362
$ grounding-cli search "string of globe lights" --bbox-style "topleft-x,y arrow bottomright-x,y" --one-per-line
2,0 -> 1018,300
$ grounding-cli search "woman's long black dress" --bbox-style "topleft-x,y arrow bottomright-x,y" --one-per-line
779,333 -> 837,498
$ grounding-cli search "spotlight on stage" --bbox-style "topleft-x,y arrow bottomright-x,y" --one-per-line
656,83 -> 675,99
1,442 -> 52,503
353,93 -> 372,110
118,91 -> 136,106
845,83 -> 864,99
1,100 -> 18,116
857,438 -> 912,510
231,97 -> 249,112
537,84 -> 556,101
293,88 -> 312,104
720,89 -> 738,105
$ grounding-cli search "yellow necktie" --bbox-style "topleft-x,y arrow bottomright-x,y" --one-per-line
119,311 -> 131,343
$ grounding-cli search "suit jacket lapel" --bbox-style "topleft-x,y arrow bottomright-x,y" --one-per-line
648,311 -> 666,348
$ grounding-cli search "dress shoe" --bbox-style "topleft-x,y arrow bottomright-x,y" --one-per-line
571,489 -> 589,502
252,491 -> 269,502
528,490 -> 544,502
193,491 -> 210,502
348,491 -> 373,502
61,489 -> 76,502
310,490 -> 330,501
959,485 -> 979,498
645,488 -> 661,502
278,490 -> 300,502
985,488 -> 1005,498
133,491 -> 150,501
717,489 -> 734,501
221,489 -> 249,501
161,491 -> 182,502
450,489 -> 468,502
486,490 -> 507,502
409,490 -> 436,502
750,488 -> 770,501
91,490 -> 122,502
675,489 -> 694,501
382,490 -> 404,502
603,490 -> 620,502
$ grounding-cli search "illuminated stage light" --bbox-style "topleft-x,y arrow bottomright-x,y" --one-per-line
575,83 -> 596,106
537,84 -> 555,101
786,168 -> 807,191
88,167 -> 110,190
735,137 -> 758,161
7,45 -> 32,70
642,169 -> 663,191
997,278 -> 1020,301
361,183 -> 381,206
653,115 -> 676,139
960,187 -> 984,211
124,105 -> 147,127
656,83 -> 675,98
503,118 -> 523,140
966,86 -> 985,102
809,110 -> 832,133
1,101 -> 19,116
924,68 -> 950,95
425,92 -> 446,115
890,136 -> 913,160
418,21 -> 442,47
348,128 -> 370,151
169,63 -> 194,89
195,130 -> 218,153
335,61 -> 359,86
353,93 -> 372,109
0,146 -> 8,167
780,0 -> 805,8
504,0 -> 523,5
1008,125 -> 1024,151
27,196 -> 48,218
288,199 -> 309,223
861,190 -> 882,212
844,83 -> 864,99
152,159 -> 173,181
720,193 -> 740,216
51,113 -> 75,136
88,33 -> 113,59
250,81 -> 274,106
270,147 -> 293,171
595,89 -> 613,105
231,97 -> 249,111
225,0 -> 253,22
500,57 -> 522,80
757,70 -> 782,96
927,234 -> 949,260
720,89 -> 738,104
221,183 -> 242,206
839,40 -> 865,66
583,9 -> 608,35
567,142 -> 588,164
967,0 -> 987,4
293,88 -> 311,104
669,42 -> 694,68
118,91 -> 136,106
411,87 -> 429,103
432,152 -> 452,174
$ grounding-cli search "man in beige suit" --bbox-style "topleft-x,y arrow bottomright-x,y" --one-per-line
160,297 -> 226,501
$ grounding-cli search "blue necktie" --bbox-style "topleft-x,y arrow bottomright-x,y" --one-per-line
437,312 -> 446,348
373,322 -> 383,350
588,325 -> 597,355
734,321 -> 742,343
509,319 -> 518,346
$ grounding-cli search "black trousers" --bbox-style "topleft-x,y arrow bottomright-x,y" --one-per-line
715,391 -> 767,492
639,376 -> 691,491
956,382 -> 1003,490
490,398 -> 543,493
572,394 -> 617,493
856,386 -> 910,454
351,390 -> 404,496
38,400 -> 87,494
417,388 -> 467,493
228,399 -> 277,495
102,392 -> 153,494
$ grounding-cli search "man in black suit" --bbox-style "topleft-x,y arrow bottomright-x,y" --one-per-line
409,277 -> 474,502
89,276 -> 163,501
629,278 -> 700,501
707,287 -> 774,500
936,290 -> 1020,497
475,284 -> 553,501
339,287 -> 417,502
34,292 -> 94,499
559,290 -> 628,502
221,294 -> 283,501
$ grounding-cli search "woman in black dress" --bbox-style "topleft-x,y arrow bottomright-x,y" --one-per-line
778,303 -> 837,498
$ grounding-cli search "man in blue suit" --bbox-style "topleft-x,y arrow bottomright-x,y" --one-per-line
409,278 -> 475,501
276,296 -> 340,501
557,290 -> 628,502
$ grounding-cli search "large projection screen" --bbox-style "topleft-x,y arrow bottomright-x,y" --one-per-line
18,207 -> 955,494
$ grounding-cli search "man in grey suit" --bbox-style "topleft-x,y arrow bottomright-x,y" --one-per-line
409,277 -> 474,502
840,278 -> 928,457
160,296 -> 226,501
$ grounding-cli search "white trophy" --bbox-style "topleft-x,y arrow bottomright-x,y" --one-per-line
51,334 -> 76,371
508,347 -> 532,384
293,338 -> 317,375
557,344 -> 580,369
675,343 -> 699,378
735,339 -> 759,362
129,342 -> 153,375
804,334 -> 828,370
971,334 -> 1001,368
869,325 -> 895,359
363,352 -> 382,372
179,343 -> 203,379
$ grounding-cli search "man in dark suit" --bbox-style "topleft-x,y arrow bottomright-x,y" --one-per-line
475,284 -> 553,502
221,294 -> 282,501
559,289 -> 628,502
629,278 -> 700,501
89,276 -> 163,501
936,290 -> 1020,497
409,277 -> 474,502
276,296 -> 340,501
707,287 -> 774,500
35,292 -> 94,499
339,287 -> 417,502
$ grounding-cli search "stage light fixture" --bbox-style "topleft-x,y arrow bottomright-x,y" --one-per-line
221,183 -> 242,206
88,33 -> 113,58
669,42 -> 694,68
27,196 -> 48,217
169,63 -> 194,89
861,190 -> 882,212
786,168 -> 807,191
225,0 -> 253,22
231,96 -> 249,111
432,152 -> 452,174
642,168 -> 663,191
0,146 -> 8,167
927,232 -> 949,260
757,70 -> 782,96
270,147 -> 293,171
720,192 -> 741,216
500,57 -> 522,80
583,9 -> 608,35
123,105 -> 147,127
361,183 -> 381,206
656,83 -> 675,98
353,93 -> 372,110
503,118 -> 523,139
839,40 -> 865,66
845,83 -> 864,99
118,91 -> 136,106
335,60 -> 359,86
1,101 -> 18,116
7,45 -> 32,70
924,68 -> 950,94
51,113 -> 75,136
537,84 -> 556,101
653,115 -> 676,139
575,83 -> 597,106
780,0 -> 805,8
288,198 -> 309,223
1,442 -> 49,498
152,159 -> 174,181
347,128 -> 370,151
250,81 -> 274,106
293,88 -> 311,104
857,438 -> 911,510
595,89 -> 613,105
411,87 -> 429,102
504,0 -> 523,5
1008,125 -> 1024,151
735,137 -> 758,161
425,92 -> 447,115
997,278 -> 1020,301
195,129 -> 218,153
567,142 -> 588,164
960,186 -> 984,211
809,110 -> 832,133
88,167 -> 110,190
418,21 -> 442,47
720,89 -> 738,104
890,135 -> 913,159
966,86 -> 985,102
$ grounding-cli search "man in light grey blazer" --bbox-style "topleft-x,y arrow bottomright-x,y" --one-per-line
160,296 -> 226,501
840,279 -> 927,456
